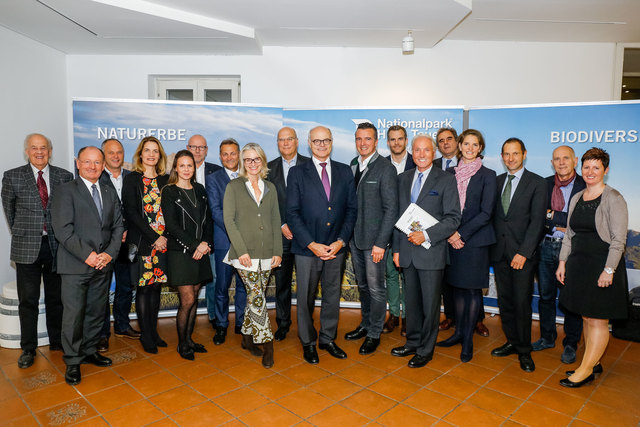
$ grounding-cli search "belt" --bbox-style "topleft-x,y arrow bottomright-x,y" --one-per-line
543,236 -> 563,243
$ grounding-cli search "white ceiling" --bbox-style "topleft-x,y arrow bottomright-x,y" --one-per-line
1,0 -> 639,55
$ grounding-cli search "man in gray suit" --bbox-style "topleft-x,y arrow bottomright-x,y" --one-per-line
344,122 -> 398,355
391,135 -> 461,368
2,133 -> 73,368
52,146 -> 124,385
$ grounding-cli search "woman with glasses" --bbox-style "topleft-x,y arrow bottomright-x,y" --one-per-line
223,143 -> 282,368
161,150 -> 213,360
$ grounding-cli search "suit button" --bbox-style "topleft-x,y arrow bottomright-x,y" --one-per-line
327,222 -> 331,226
257,213 -> 261,217
260,226 -> 264,230
328,207 -> 331,210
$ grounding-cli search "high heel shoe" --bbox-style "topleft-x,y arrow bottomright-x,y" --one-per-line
560,373 -> 595,388
241,334 -> 263,357
436,335 -> 462,348
565,363 -> 603,376
190,342 -> 207,353
178,343 -> 195,361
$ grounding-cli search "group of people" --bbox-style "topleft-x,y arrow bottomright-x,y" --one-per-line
2,125 -> 628,390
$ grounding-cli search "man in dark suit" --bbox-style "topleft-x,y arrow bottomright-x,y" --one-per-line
187,134 -> 221,330
383,125 -> 414,336
533,145 -> 585,364
2,133 -> 73,368
52,146 -> 124,385
391,135 -> 461,368
345,122 -> 398,355
287,126 -> 357,364
266,127 -> 309,341
96,138 -> 138,352
490,138 -> 547,373
205,138 -> 246,345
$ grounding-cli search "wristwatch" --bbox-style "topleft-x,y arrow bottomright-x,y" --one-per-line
604,267 -> 615,274
546,211 -> 553,220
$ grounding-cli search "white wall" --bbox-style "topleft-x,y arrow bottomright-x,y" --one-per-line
0,27 -> 69,285
67,41 -> 616,107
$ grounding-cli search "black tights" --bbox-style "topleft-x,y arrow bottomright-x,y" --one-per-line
453,287 -> 483,357
176,283 -> 202,348
136,285 -> 161,351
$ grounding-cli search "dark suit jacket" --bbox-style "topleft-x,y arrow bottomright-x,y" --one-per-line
491,169 -> 547,262
161,183 -> 213,253
51,177 -> 124,274
205,162 -> 222,178
386,153 -> 416,172
393,166 -> 461,270
433,157 -> 457,170
544,173 -> 586,235
122,172 -> 169,256
205,168 -> 234,251
267,154 -> 310,227
351,153 -> 398,250
286,159 -> 357,257
2,163 -> 73,264
447,165 -> 497,248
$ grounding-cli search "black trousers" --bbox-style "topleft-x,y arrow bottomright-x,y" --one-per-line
273,251 -> 295,330
494,257 -> 537,354
15,236 -> 62,351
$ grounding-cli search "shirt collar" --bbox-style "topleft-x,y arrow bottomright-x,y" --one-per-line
30,163 -> 49,176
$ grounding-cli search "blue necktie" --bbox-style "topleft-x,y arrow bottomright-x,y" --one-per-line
445,159 -> 452,169
91,184 -> 103,220
411,172 -> 423,203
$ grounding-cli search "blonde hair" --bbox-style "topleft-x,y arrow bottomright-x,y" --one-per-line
132,136 -> 167,175
238,143 -> 269,179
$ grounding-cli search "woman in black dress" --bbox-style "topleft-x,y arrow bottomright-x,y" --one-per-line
122,136 -> 169,354
436,129 -> 496,362
161,150 -> 213,360
556,148 -> 628,388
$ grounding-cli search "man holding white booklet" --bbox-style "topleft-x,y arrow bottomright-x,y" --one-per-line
391,135 -> 461,368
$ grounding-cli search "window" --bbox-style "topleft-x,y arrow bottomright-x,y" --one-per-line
150,76 -> 241,102
615,44 -> 640,100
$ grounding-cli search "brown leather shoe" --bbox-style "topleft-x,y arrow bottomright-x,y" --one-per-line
475,321 -> 490,337
382,314 -> 399,334
400,318 -> 407,337
439,318 -> 455,330
97,337 -> 109,353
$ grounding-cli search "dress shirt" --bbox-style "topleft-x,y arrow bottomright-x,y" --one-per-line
105,168 -> 124,200
225,168 -> 239,181
411,166 -> 433,243
30,163 -> 50,193
501,166 -> 525,201
357,152 -> 375,172
282,154 -> 298,185
79,176 -> 102,205
312,156 -> 332,185
390,153 -> 408,175
549,176 -> 576,239
195,163 -> 206,186
440,156 -> 458,170
244,178 -> 265,205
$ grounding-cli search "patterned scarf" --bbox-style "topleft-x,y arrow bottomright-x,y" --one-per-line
454,157 -> 482,211
551,172 -> 575,211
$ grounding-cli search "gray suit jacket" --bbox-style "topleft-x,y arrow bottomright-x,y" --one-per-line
51,177 -> 124,275
350,152 -> 398,250
2,163 -> 73,264
393,166 -> 461,270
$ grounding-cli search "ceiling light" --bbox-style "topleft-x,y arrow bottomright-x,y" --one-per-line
402,31 -> 414,55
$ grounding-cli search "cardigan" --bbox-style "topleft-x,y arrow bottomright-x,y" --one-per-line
559,185 -> 628,270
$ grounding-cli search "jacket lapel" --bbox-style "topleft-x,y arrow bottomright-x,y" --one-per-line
507,170 -> 530,216
416,168 -> 437,205
306,161 -> 328,202
77,179 -> 103,224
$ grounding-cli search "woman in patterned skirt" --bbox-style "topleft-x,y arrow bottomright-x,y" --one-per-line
223,143 -> 282,368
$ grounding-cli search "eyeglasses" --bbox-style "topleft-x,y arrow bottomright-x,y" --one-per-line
243,157 -> 262,165
78,160 -> 103,167
311,138 -> 332,146
187,145 -> 208,151
277,137 -> 297,143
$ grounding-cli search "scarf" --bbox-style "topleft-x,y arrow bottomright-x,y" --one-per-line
551,172 -> 575,211
454,157 -> 482,211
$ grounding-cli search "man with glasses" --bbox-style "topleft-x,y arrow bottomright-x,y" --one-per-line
267,127 -> 309,341
286,126 -> 357,364
186,134 -> 221,331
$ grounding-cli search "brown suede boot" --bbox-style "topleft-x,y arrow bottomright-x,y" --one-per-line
262,341 -> 274,369
241,334 -> 263,357
382,314 -> 399,333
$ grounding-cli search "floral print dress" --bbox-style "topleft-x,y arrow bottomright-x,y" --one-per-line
138,177 -> 168,287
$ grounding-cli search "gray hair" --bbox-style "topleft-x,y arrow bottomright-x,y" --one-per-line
24,133 -> 52,152
411,134 -> 436,152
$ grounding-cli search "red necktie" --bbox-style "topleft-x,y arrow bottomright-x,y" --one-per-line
37,170 -> 48,231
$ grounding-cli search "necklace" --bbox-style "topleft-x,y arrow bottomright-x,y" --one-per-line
180,187 -> 197,207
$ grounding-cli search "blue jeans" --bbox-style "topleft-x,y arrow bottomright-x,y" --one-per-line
537,239 -> 583,348
101,258 -> 133,338
205,254 -> 217,321
211,249 -> 245,329
350,242 -> 388,338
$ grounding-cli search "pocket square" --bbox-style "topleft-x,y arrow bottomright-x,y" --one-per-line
428,190 -> 439,196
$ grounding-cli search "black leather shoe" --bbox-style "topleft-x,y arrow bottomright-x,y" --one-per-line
566,364 -> 603,376
319,341 -> 347,359
178,344 -> 195,361
83,353 -> 112,367
303,345 -> 319,364
436,335 -> 462,348
97,337 -> 109,353
491,342 -> 517,357
213,327 -> 227,345
518,353 -> 535,372
190,342 -> 207,353
49,343 -> 63,352
391,346 -> 416,357
17,350 -> 35,369
115,328 -> 141,340
408,354 -> 430,368
156,337 -> 168,348
560,373 -> 595,388
235,325 -> 242,335
344,326 -> 368,341
274,327 -> 288,342
209,318 -> 217,330
359,337 -> 380,355
65,365 -> 81,385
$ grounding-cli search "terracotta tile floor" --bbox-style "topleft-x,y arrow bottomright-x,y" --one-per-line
1,308 -> 639,426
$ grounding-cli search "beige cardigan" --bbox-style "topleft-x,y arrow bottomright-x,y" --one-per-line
559,185 -> 628,270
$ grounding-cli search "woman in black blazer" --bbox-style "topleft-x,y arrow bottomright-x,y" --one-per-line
161,150 -> 213,360
437,129 -> 497,362
122,136 -> 169,354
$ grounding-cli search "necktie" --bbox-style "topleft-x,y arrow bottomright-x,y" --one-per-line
92,184 -> 103,221
445,159 -> 452,170
320,162 -> 330,200
411,172 -> 423,203
501,175 -> 515,214
37,171 -> 48,231
231,172 -> 238,179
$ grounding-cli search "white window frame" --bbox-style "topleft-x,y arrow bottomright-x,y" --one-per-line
149,75 -> 241,102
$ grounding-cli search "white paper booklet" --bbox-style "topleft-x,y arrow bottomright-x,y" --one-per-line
394,203 -> 439,250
